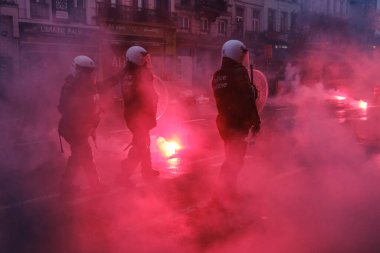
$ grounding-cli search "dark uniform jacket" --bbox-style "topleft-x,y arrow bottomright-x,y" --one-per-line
58,75 -> 100,141
212,57 -> 261,137
98,63 -> 158,131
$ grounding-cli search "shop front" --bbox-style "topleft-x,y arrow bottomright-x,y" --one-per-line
99,22 -> 176,80
19,22 -> 100,79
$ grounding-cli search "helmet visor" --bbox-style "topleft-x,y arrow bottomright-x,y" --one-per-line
144,53 -> 152,69
78,66 -> 95,74
242,49 -> 250,67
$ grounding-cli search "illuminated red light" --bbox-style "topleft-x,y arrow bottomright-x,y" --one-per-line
358,100 -> 368,110
167,157 -> 180,172
156,137 -> 181,157
335,95 -> 347,101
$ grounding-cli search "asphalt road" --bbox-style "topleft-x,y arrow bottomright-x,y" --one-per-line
1,100 -> 380,253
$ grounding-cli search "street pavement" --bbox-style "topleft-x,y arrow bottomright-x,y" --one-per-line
1,99 -> 380,253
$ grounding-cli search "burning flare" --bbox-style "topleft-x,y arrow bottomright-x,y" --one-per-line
334,95 -> 347,101
358,100 -> 368,110
156,137 -> 181,157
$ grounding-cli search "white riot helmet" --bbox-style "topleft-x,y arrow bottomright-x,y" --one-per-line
71,55 -> 96,78
126,46 -> 149,66
222,40 -> 249,65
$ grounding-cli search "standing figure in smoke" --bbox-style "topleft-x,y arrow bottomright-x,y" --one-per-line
98,46 -> 159,185
58,55 -> 104,197
211,40 -> 261,202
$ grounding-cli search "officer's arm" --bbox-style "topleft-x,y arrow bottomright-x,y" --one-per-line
96,69 -> 125,94
57,85 -> 70,115
250,97 -> 261,132
234,67 -> 261,128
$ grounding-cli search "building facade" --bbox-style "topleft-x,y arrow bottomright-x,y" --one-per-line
172,0 -> 302,87
301,0 -> 350,17
229,0 -> 264,66
0,0 -> 306,95
0,0 -> 101,98
299,0 -> 380,50
1,0 -> 20,96
173,0 -> 230,87
0,0 -> 177,88
95,0 -> 176,78
227,0 -> 301,67
4,0 -> 380,92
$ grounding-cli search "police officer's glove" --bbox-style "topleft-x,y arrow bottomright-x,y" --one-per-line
251,123 -> 261,135
246,124 -> 260,144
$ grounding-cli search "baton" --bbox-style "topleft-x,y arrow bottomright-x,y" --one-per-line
123,143 -> 132,151
250,64 -> 254,85
250,64 -> 258,99
58,133 -> 64,153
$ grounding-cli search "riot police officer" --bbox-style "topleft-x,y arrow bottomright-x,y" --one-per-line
211,40 -> 261,202
58,55 -> 104,196
99,46 -> 159,185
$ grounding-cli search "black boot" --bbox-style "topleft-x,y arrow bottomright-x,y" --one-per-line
142,168 -> 159,181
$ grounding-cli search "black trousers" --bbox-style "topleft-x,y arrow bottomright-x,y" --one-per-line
121,127 -> 153,178
216,122 -> 249,199
60,136 -> 100,190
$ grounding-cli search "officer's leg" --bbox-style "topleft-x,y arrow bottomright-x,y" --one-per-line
60,142 -> 81,194
78,139 -> 103,190
139,129 -> 158,179
223,136 -> 247,192
218,132 -> 247,199
118,132 -> 141,183
120,145 -> 139,177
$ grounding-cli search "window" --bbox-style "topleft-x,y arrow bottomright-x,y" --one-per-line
252,9 -> 260,32
311,1 -> 318,12
156,0 -> 169,13
137,0 -> 148,9
340,0 -> 345,15
180,0 -> 190,6
327,0 -> 331,14
333,0 -> 338,14
72,0 -> 86,23
321,0 -> 326,13
235,6 -> 244,34
0,16 -> 12,38
30,0 -> 49,19
218,19 -> 227,34
179,16 -> 190,30
337,0 -> 341,14
236,6 -> 244,21
290,12 -> 297,31
200,18 -> 209,32
75,0 -> 84,8
280,11 -> 288,32
268,8 -> 276,32
110,0 -> 117,7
